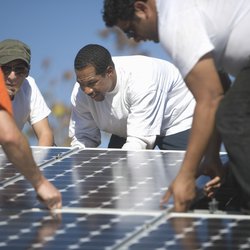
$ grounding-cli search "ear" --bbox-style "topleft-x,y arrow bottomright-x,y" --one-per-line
134,1 -> 149,18
106,66 -> 114,76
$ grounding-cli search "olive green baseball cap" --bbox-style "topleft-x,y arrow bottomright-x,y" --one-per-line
0,39 -> 31,66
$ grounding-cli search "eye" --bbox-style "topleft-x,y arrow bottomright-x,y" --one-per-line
1,65 -> 12,75
78,80 -> 97,90
87,81 -> 97,88
14,66 -> 28,74
1,65 -> 28,76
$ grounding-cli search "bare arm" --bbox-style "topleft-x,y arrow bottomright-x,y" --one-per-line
162,53 -> 224,211
0,109 -> 61,209
200,70 -> 232,196
196,70 -> 232,177
32,117 -> 55,146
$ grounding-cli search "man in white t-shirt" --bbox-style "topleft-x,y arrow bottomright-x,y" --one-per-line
0,69 -> 61,210
0,39 -> 54,146
69,44 -> 195,150
102,0 -> 250,212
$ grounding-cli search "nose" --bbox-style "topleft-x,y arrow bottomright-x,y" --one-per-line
6,71 -> 18,85
7,70 -> 18,79
83,86 -> 94,96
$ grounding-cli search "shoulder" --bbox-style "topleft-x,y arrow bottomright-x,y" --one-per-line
71,82 -> 81,96
71,82 -> 89,104
22,76 -> 41,91
25,76 -> 37,85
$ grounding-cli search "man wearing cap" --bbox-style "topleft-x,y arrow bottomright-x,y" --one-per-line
0,68 -> 62,210
0,39 -> 54,146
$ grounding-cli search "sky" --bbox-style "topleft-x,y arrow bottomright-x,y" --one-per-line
1,0 -> 170,146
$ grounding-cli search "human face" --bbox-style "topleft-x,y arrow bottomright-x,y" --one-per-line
116,2 -> 159,42
75,65 -> 115,102
116,17 -> 159,43
1,59 -> 29,100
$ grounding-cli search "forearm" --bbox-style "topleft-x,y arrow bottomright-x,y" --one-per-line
202,126 -> 222,166
69,107 -> 101,148
33,119 -> 55,146
180,94 -> 223,176
1,115 -> 43,188
4,138 -> 44,188
180,55 -> 224,176
37,132 -> 54,146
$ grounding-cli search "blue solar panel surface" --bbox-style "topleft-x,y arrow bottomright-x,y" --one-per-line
0,147 -> 249,250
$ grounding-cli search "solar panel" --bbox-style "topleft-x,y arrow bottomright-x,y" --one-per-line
0,147 -> 249,250
0,146 -> 76,185
123,213 -> 250,250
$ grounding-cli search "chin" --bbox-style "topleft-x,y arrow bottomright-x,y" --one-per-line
94,95 -> 105,102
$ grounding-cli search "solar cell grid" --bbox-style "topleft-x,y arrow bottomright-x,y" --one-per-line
0,210 -> 158,250
1,149 -> 184,210
0,147 -> 75,185
126,214 -> 250,250
0,147 -> 249,250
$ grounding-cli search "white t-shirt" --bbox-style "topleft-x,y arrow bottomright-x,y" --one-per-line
12,76 -> 51,130
157,0 -> 250,78
69,55 -> 195,149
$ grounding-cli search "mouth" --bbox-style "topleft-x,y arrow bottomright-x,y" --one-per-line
88,93 -> 97,99
6,86 -> 16,97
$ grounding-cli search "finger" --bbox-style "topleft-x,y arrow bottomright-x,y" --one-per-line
207,192 -> 215,198
204,181 -> 221,198
160,188 -> 172,208
205,176 -> 221,188
48,198 -> 62,210
204,183 -> 221,193
204,185 -> 221,196
50,209 -> 62,221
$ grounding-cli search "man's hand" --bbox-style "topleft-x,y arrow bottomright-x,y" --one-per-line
204,176 -> 222,198
161,171 -> 197,212
198,159 -> 228,198
35,177 -> 62,210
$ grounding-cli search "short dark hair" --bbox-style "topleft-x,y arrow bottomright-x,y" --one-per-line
74,44 -> 114,75
102,0 -> 141,27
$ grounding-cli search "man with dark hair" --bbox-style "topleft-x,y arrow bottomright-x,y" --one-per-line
102,0 -> 250,212
0,68 -> 62,210
0,39 -> 55,146
69,44 -> 195,150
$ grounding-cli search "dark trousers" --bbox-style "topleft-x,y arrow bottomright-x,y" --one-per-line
108,129 -> 190,150
216,61 -> 250,198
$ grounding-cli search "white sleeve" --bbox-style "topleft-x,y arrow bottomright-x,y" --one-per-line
69,84 -> 101,148
28,77 -> 51,125
70,139 -> 86,149
126,88 -> 167,140
158,1 -> 214,78
122,135 -> 156,150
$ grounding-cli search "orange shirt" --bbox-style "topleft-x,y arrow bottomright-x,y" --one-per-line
0,68 -> 13,115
